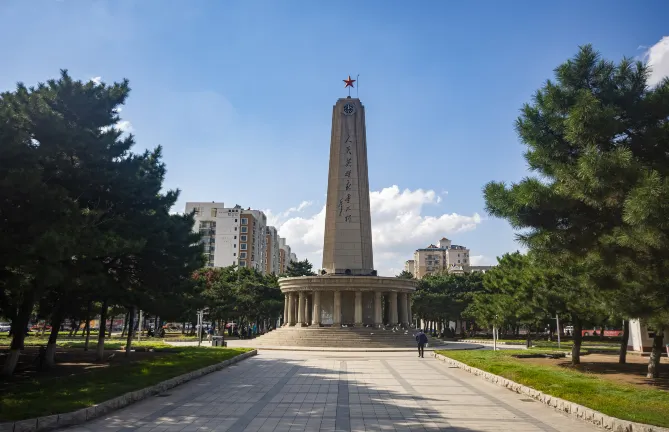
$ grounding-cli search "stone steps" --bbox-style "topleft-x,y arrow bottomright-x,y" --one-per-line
251,327 -> 421,348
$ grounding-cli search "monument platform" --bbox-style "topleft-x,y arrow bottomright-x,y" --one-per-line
247,326 -> 427,349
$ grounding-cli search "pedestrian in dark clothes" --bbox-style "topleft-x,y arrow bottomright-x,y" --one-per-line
415,329 -> 428,358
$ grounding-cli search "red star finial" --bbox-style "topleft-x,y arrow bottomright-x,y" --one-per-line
343,75 -> 356,88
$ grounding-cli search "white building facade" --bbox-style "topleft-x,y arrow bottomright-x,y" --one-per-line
265,226 -> 281,275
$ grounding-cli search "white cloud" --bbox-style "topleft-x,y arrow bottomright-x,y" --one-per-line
271,185 -> 482,276
90,76 -> 102,85
100,120 -> 133,134
115,120 -> 133,132
470,255 -> 497,266
643,36 -> 669,87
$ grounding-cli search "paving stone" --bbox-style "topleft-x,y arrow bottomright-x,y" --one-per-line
56,351 -> 638,432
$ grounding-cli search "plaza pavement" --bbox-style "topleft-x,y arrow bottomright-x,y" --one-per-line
63,350 -> 599,432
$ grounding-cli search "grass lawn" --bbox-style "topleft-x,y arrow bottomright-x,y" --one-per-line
0,347 -> 252,422
436,349 -> 669,428
0,335 -> 171,349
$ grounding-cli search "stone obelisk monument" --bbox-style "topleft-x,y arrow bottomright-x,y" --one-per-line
274,76 -> 417,336
322,96 -> 374,275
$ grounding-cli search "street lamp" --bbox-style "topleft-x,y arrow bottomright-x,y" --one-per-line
552,314 -> 561,349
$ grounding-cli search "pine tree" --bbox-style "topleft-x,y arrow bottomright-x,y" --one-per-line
483,46 -> 669,374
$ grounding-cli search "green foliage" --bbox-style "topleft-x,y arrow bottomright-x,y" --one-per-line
0,71 -> 205,374
0,348 -> 252,421
483,46 -> 669,323
284,259 -> 316,277
193,265 -> 282,324
413,272 -> 483,324
396,270 -> 414,279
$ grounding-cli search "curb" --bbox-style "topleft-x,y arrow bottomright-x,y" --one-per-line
0,349 -> 257,432
433,353 -> 669,432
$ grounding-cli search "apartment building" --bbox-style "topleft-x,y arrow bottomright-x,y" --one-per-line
265,226 -> 281,275
278,237 -> 295,274
405,260 -> 415,275
185,202 -> 243,269
405,237 -> 472,279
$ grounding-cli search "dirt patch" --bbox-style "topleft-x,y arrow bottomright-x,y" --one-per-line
517,353 -> 669,390
0,346 -> 171,390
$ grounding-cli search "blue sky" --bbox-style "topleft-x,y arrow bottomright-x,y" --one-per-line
2,1 -> 668,275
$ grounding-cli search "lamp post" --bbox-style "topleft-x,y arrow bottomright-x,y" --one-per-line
553,314 -> 561,349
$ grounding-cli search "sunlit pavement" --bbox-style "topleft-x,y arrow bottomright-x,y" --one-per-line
63,350 -> 598,432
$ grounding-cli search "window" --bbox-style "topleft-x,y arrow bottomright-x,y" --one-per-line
240,252 -> 247,259
234,235 -> 237,239
241,243 -> 247,250
235,219 -> 238,222
239,261 -> 247,267
233,253 -> 236,256
241,226 -> 248,233
211,208 -> 217,217
233,244 -> 236,248
234,227 -> 237,231
240,235 -> 247,241
241,218 -> 248,225
458,260 -> 461,263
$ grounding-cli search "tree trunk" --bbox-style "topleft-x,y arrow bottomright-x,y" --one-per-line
646,328 -> 665,379
571,316 -> 583,365
73,320 -> 80,336
121,312 -> 129,338
97,300 -> 108,361
618,319 -> 630,364
83,300 -> 92,351
107,314 -> 113,337
600,325 -> 606,341
1,297 -> 34,376
124,307 -> 135,357
45,311 -> 65,368
526,325 -> 532,348
182,322 -> 186,334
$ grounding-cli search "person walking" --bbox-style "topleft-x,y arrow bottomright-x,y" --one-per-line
415,329 -> 428,358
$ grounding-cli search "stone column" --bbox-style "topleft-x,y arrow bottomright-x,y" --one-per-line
374,291 -> 382,328
312,291 -> 321,326
399,292 -> 409,326
288,293 -> 296,326
389,291 -> 398,326
305,295 -> 311,326
407,293 -> 413,325
354,291 -> 363,326
333,290 -> 341,327
283,294 -> 289,326
297,292 -> 306,326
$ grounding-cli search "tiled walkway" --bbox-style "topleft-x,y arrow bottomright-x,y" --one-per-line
64,351 -> 599,432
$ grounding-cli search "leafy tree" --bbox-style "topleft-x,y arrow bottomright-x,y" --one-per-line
284,259 -> 316,277
0,72 -> 135,374
413,272 -> 483,336
483,46 -> 669,372
0,72 -> 206,373
396,270 -> 414,279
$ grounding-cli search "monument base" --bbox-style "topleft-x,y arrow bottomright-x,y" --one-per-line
251,325 -> 422,349
276,275 -> 417,347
